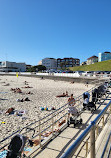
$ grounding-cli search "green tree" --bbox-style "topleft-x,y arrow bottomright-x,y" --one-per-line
27,65 -> 46,72
37,65 -> 46,71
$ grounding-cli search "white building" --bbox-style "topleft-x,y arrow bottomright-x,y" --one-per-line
98,52 -> 111,62
0,61 -> 26,72
38,60 -> 42,65
87,56 -> 98,65
42,58 -> 57,70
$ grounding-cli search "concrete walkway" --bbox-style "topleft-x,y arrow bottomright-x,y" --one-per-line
95,115 -> 111,158
27,91 -> 111,158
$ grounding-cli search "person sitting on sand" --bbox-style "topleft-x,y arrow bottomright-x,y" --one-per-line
70,81 -> 74,84
85,81 -> 89,87
24,81 -> 28,85
11,88 -> 22,93
26,91 -> 33,94
22,86 -> 33,88
24,97 -> 30,101
15,88 -> 22,93
4,83 -> 10,86
17,98 -> 24,102
66,91 -> 69,97
28,139 -> 40,147
5,107 -> 15,115
17,97 -> 30,102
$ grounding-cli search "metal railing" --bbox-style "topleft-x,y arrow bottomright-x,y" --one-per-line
0,72 -> 110,78
0,84 -> 98,151
101,132 -> 111,158
61,100 -> 111,158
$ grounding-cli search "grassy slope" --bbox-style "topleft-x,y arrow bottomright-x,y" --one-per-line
70,60 -> 111,71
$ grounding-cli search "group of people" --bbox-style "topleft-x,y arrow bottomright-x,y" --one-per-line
67,92 -> 90,117
11,88 -> 22,93
67,81 -> 110,117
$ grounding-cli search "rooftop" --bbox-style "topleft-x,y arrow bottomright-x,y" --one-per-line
87,55 -> 98,60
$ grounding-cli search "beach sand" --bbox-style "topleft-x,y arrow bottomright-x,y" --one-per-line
0,75 -> 93,141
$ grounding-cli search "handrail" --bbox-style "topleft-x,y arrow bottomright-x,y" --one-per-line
61,124 -> 93,158
101,132 -> 111,158
61,100 -> 111,158
107,144 -> 111,158
94,100 -> 111,124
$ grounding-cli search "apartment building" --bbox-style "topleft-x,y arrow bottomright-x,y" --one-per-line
98,51 -> 111,62
0,61 -> 26,72
57,58 -> 80,69
87,56 -> 98,65
42,58 -> 57,70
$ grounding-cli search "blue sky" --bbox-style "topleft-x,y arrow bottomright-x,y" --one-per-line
0,0 -> 111,65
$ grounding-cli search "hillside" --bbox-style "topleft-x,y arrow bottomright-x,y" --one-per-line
70,60 -> 111,71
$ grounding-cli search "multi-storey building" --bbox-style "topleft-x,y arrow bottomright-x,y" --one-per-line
87,56 -> 98,65
0,61 -> 26,72
42,58 -> 57,70
57,58 -> 80,69
98,52 -> 111,62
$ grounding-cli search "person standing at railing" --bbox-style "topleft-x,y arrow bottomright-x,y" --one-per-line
68,94 -> 78,117
68,94 -> 75,106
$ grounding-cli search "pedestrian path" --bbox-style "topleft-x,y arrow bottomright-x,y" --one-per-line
26,90 -> 111,158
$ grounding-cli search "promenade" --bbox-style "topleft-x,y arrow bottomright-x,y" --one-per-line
0,72 -> 108,84
26,89 -> 111,158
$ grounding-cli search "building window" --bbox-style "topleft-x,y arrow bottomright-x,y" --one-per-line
2,62 -> 5,66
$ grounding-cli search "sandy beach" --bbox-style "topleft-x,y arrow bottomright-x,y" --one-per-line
0,75 -> 93,141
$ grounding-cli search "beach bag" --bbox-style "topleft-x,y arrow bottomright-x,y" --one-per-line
6,134 -> 25,158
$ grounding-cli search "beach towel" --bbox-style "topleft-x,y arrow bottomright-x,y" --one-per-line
0,150 -> 7,158
16,110 -> 25,116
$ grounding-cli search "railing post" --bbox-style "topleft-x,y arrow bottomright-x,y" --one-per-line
96,124 -> 99,139
52,113 -> 54,134
65,107 -> 68,122
86,139 -> 88,157
39,119 -> 42,148
102,115 -> 104,129
90,122 -> 95,158
110,105 -> 111,114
